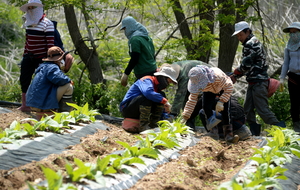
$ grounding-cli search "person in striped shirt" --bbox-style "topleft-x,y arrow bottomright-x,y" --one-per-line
18,0 -> 55,112
181,65 -> 239,143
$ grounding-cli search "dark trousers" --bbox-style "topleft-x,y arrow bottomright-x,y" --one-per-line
202,92 -> 230,125
288,72 -> 300,122
121,95 -> 163,119
20,54 -> 42,93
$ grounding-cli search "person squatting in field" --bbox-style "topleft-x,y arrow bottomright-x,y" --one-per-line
119,67 -> 178,133
26,46 -> 74,118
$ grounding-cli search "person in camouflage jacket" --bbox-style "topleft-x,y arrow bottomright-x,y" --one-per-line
232,21 -> 285,136
160,60 -> 211,129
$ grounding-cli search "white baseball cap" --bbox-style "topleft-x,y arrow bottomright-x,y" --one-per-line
232,21 -> 250,36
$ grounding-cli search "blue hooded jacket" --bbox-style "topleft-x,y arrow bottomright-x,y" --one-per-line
26,62 -> 71,110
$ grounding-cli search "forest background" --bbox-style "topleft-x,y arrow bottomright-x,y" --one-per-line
0,0 -> 299,129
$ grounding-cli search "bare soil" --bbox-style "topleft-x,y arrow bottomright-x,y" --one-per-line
0,106 -> 261,190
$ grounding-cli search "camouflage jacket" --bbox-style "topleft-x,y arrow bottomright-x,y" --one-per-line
236,34 -> 269,83
171,60 -> 210,115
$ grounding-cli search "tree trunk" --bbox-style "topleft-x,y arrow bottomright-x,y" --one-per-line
169,0 -> 195,58
217,0 -> 247,72
198,2 -> 215,63
63,4 -> 104,84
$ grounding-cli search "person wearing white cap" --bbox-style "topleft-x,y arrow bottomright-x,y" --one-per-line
119,16 -> 157,87
119,67 -> 177,133
18,0 -> 55,112
279,22 -> 300,133
231,21 -> 286,136
181,65 -> 239,143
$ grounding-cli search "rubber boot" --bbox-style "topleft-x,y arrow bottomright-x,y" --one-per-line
249,123 -> 261,136
204,126 -> 219,140
223,125 -> 239,143
58,95 -> 73,112
233,124 -> 252,141
274,121 -> 286,128
17,93 -> 31,112
293,121 -> 300,133
139,105 -> 151,132
149,104 -> 164,128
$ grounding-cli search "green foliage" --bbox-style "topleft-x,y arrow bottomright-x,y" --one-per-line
0,81 -> 21,102
0,120 -> 26,143
102,80 -> 128,117
65,158 -> 101,182
117,141 -> 159,159
0,2 -> 24,46
68,102 -> 100,123
135,119 -> 193,150
95,156 -> 117,176
268,82 -> 291,125
219,126 -> 300,189
27,165 -> 77,190
109,154 -> 146,174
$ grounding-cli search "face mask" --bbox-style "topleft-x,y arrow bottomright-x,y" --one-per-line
157,76 -> 169,91
289,32 -> 300,42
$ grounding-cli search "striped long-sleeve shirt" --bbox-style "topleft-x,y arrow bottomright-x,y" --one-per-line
182,67 -> 233,119
24,16 -> 54,59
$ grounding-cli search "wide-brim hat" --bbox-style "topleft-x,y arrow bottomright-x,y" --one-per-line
283,22 -> 300,33
187,65 -> 215,93
154,66 -> 178,84
20,0 -> 43,12
42,46 -> 64,62
232,21 -> 250,36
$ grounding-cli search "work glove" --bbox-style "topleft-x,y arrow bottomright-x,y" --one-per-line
215,101 -> 224,115
121,74 -> 128,87
279,79 -> 285,92
70,80 -> 74,86
164,102 -> 172,113
180,118 -> 187,125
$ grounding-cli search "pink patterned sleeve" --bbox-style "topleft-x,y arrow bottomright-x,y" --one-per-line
182,93 -> 199,119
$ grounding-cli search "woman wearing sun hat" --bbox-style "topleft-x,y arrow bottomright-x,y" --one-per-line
120,67 -> 177,133
280,22 -> 300,133
26,46 -> 74,119
18,0 -> 55,112
181,65 -> 239,143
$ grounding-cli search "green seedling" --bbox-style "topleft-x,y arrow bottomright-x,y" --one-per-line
95,155 -> 117,176
0,120 -> 27,142
51,112 -> 75,127
27,165 -> 77,190
65,158 -> 103,183
117,141 -> 159,159
67,102 -> 100,123
108,154 -> 145,174
21,123 -> 38,136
